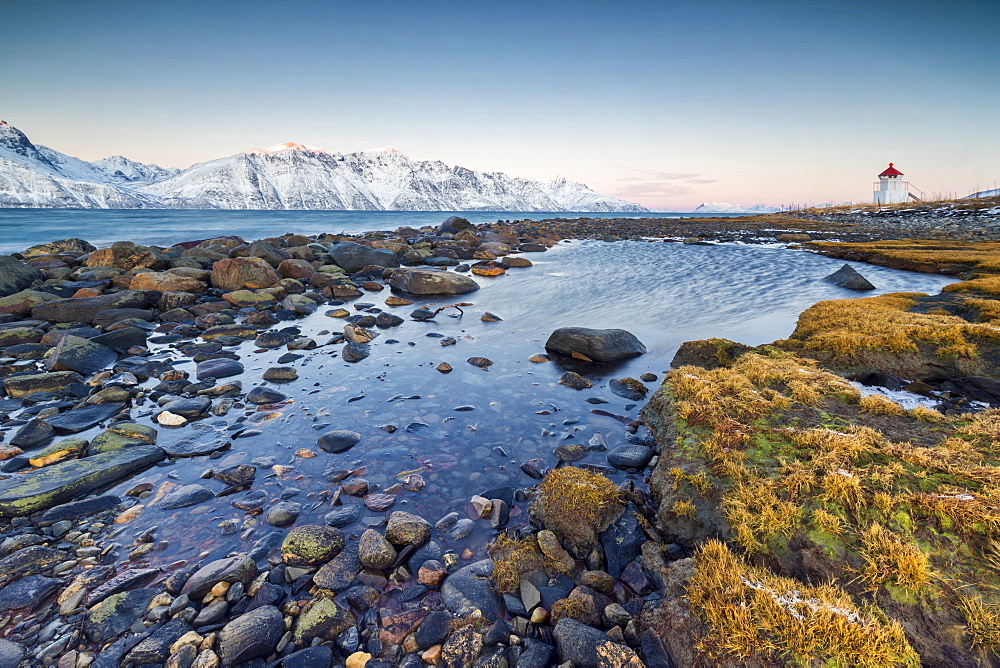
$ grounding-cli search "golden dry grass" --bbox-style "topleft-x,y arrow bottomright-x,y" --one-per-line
530,466 -> 623,551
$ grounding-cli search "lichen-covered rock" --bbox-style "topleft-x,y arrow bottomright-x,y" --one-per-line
385,510 -> 432,547
130,271 -> 207,293
211,257 -> 281,291
84,241 -> 168,270
281,525 -> 344,567
293,597 -> 356,644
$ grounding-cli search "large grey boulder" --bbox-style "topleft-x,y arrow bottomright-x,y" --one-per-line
31,290 -> 150,323
442,559 -> 502,620
0,445 -> 164,516
823,263 -> 876,290
0,255 -> 44,298
545,327 -> 646,362
328,241 -> 399,273
389,268 -> 479,295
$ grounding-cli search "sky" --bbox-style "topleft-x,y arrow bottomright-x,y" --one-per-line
2,0 -> 998,210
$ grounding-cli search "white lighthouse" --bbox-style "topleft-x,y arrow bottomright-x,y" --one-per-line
873,163 -> 921,204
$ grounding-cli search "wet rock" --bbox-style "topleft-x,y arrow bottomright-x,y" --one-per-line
85,589 -> 156,644
342,341 -> 370,362
0,289 -> 57,317
599,502 -> 645,579
415,610 -> 451,650
282,646 -> 334,668
358,529 -> 397,569
282,524 -> 344,567
559,371 -> 593,390
85,568 -> 158,606
313,543 -> 362,592
0,445 -> 163,516
324,504 -> 361,528
552,618 -> 640,667
196,358 -> 244,380
823,263 -> 876,290
294,596 -> 357,644
317,430 -> 361,453
441,624 -> 484,667
329,241 -> 399,273
3,371 -> 84,399
389,268 -> 479,295
385,510 -> 432,547
45,335 -> 117,376
162,397 -> 212,418
609,377 -> 648,401
162,428 -> 230,457
0,574 -> 59,612
217,605 -> 284,667
442,559 -> 501,620
364,493 -> 396,512
262,366 -> 298,382
640,372 -> 658,382
10,418 -> 53,449
374,312 -> 404,328
47,401 -> 126,433
467,356 -> 493,368
0,255 -> 45,297
518,638 -> 554,668
89,424 -> 156,456
123,618 -> 192,665
606,444 -> 654,470
436,362 -> 453,373
211,257 -> 281,291
254,331 -> 296,348
266,501 -> 301,526
161,484 -> 215,510
0,639 -> 25,668
246,386 -> 287,405
545,327 -> 647,362
181,554 -> 257,598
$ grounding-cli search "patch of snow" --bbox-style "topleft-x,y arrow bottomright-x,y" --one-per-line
849,381 -> 939,410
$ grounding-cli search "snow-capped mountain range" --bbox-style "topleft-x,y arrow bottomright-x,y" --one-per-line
0,121 -> 645,212
693,202 -> 781,214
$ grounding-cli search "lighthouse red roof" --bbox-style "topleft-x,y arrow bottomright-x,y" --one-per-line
879,162 -> 904,177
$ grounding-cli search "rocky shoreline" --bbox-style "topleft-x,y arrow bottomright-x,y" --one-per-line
0,209 -> 998,667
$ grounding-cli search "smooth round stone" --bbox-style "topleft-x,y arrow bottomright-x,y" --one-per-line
317,430 -> 361,454
266,501 -> 301,526
342,342 -> 370,363
246,387 -> 288,405
156,411 -> 186,426
196,358 -> 245,380
606,444 -> 655,470
160,397 -> 211,418
324,505 -> 362,528
233,489 -> 268,510
160,484 -> 214,510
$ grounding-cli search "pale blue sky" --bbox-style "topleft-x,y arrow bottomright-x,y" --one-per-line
2,0 -> 997,209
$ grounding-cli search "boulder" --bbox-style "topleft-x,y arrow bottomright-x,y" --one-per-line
293,597 -> 357,644
441,559 -> 502,620
0,255 -> 45,298
388,268 -> 479,295
46,335 -> 117,376
31,290 -> 150,324
84,242 -> 168,270
3,371 -> 84,399
211,257 -> 282,291
823,263 -> 876,290
217,605 -> 284,667
129,271 -> 207,293
328,241 -> 399,273
85,589 -> 157,644
281,525 -> 345,567
0,289 -> 57,316
21,238 -> 95,257
0,445 -> 164,516
552,618 -> 641,667
545,327 -> 646,362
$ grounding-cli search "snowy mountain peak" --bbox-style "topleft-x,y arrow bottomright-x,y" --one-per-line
0,120 -> 647,212
246,142 -> 329,156
694,202 -> 780,214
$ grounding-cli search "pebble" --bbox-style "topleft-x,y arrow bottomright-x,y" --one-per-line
265,501 -> 301,526
156,411 -> 187,426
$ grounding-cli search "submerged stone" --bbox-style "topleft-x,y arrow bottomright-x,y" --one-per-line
0,445 -> 164,516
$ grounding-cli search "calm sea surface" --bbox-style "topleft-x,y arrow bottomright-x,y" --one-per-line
0,237 -> 955,575
0,209 -> 737,253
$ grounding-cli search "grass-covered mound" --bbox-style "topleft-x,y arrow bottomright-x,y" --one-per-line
640,350 -> 1000,666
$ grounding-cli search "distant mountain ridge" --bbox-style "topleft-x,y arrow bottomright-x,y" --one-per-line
693,202 -> 780,214
0,121 -> 646,212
